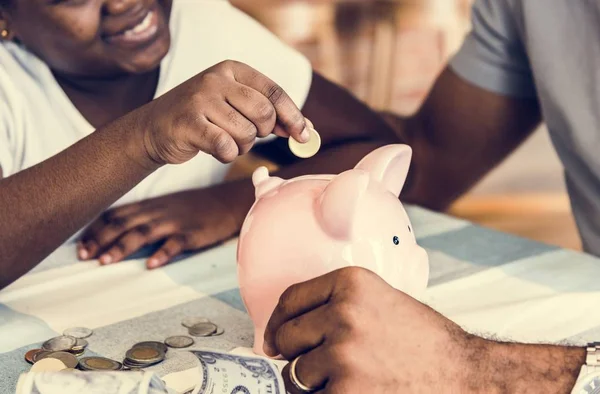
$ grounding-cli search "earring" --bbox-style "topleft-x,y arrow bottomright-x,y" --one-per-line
0,29 -> 8,38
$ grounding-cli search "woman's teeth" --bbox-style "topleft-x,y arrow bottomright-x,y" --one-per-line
124,11 -> 154,37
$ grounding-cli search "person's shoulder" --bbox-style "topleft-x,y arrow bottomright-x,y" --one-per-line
0,42 -> 46,99
0,42 -> 52,135
0,43 -> 27,110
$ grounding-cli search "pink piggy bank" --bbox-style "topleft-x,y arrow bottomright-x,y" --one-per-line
236,144 -> 429,355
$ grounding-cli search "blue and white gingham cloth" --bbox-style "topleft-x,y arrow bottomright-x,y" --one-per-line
1,205 -> 599,392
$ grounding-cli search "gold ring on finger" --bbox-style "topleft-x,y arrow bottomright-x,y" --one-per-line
289,355 -> 316,393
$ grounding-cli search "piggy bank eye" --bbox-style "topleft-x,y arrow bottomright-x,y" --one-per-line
393,236 -> 399,245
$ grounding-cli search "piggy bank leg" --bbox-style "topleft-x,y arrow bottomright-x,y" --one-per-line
253,326 -> 267,356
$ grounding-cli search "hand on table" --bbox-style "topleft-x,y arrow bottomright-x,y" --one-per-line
77,184 -> 243,269
263,267 -> 480,393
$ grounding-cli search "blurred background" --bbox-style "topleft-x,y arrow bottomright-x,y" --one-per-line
227,0 -> 580,251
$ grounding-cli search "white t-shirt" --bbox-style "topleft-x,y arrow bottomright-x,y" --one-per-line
0,0 -> 312,226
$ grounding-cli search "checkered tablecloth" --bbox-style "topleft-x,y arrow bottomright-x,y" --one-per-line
2,205 -> 600,393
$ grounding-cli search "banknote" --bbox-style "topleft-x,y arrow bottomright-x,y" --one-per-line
15,349 -> 285,394
15,371 -> 171,394
190,349 -> 286,394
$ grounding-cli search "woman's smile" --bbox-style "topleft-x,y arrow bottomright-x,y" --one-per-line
103,4 -> 162,50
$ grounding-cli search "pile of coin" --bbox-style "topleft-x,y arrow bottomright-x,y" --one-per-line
24,317 -> 225,373
181,317 -> 224,337
123,342 -> 168,369
24,327 -> 93,372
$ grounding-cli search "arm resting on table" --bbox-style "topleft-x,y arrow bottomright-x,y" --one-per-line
0,110 -> 159,290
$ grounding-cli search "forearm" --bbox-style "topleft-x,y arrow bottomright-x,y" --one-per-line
465,336 -> 584,393
0,111 -> 158,289
380,69 -> 542,211
379,111 -> 470,209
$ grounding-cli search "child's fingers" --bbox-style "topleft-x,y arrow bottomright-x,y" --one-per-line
147,234 -> 187,269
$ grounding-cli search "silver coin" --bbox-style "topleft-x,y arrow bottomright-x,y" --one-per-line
181,317 -> 210,328
79,357 -> 122,371
63,327 -> 93,339
123,358 -> 162,368
38,351 -> 79,369
123,366 -> 144,372
70,338 -> 88,352
164,335 -> 194,348
132,341 -> 168,354
123,358 -> 157,367
188,322 -> 217,337
125,346 -> 165,364
122,359 -> 145,368
69,348 -> 85,357
210,326 -> 224,336
42,336 -> 76,352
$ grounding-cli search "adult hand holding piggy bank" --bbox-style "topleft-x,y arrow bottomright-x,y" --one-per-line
236,144 -> 429,355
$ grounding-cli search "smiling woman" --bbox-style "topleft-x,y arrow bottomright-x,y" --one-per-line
0,0 -> 402,289
5,0 -> 171,77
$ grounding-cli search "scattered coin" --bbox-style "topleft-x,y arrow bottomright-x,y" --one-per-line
123,359 -> 159,369
79,357 -> 122,371
70,338 -> 88,352
181,317 -> 210,328
63,327 -> 93,339
211,326 -> 225,336
123,366 -> 144,372
165,335 -> 194,349
288,121 -> 321,159
132,341 -> 168,354
30,358 -> 67,373
69,348 -> 85,357
123,359 -> 148,368
32,350 -> 53,363
42,336 -> 76,352
125,346 -> 164,365
188,322 -> 217,337
38,351 -> 79,369
24,349 -> 42,365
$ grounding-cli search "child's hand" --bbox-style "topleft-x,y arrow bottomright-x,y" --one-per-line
77,182 -> 247,268
135,60 -> 309,166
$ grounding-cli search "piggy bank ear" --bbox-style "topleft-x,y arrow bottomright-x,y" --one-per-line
318,170 -> 370,240
354,144 -> 412,197
252,166 -> 284,199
